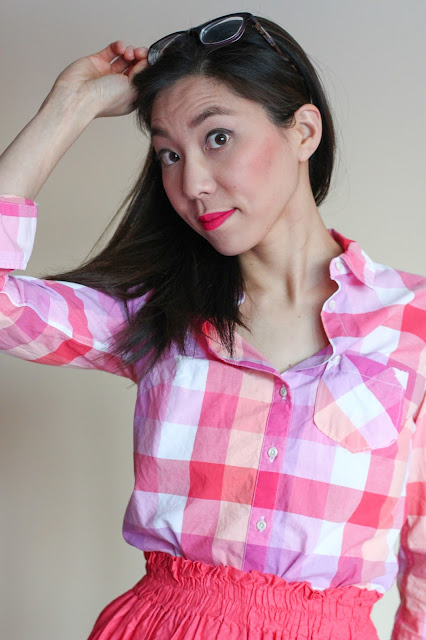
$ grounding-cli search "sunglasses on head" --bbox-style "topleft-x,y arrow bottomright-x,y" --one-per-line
147,12 -> 298,73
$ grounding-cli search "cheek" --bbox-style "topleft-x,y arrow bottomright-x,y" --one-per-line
229,136 -> 289,193
237,145 -> 272,180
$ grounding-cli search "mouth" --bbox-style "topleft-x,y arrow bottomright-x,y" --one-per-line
199,208 -> 236,231
198,208 -> 235,222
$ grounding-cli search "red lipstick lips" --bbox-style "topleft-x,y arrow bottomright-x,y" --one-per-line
199,208 -> 236,231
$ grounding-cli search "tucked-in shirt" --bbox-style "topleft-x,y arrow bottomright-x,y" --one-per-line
1,195 -> 425,639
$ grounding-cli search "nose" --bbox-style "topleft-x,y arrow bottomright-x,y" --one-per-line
181,153 -> 215,200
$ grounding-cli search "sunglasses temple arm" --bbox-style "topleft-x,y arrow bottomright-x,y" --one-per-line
253,22 -> 299,72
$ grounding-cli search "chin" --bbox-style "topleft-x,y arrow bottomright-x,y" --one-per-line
207,239 -> 254,258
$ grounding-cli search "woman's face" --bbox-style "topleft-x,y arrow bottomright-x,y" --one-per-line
151,75 -> 311,257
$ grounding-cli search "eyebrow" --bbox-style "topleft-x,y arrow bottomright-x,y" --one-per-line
151,106 -> 237,139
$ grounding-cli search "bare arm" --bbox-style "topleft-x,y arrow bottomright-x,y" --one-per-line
0,89 -> 95,201
0,41 -> 148,201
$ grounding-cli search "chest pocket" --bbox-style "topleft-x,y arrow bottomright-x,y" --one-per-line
313,353 -> 409,453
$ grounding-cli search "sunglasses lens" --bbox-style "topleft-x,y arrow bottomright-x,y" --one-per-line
200,16 -> 244,44
148,33 -> 185,64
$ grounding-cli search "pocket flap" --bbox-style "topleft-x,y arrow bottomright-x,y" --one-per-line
313,353 -> 408,452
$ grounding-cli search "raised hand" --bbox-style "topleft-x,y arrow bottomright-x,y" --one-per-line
43,41 -> 149,118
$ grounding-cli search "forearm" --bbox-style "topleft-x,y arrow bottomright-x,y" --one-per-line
0,88 -> 96,201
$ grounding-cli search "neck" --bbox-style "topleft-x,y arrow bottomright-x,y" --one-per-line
238,206 -> 343,308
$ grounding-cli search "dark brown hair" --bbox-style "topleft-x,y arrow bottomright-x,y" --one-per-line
41,16 -> 336,379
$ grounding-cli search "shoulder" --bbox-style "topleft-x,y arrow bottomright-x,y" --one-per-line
369,260 -> 426,357
370,255 -> 426,308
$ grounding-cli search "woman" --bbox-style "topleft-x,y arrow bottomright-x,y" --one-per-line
1,12 -> 425,640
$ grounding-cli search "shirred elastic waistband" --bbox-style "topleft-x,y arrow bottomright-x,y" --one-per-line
143,551 -> 381,619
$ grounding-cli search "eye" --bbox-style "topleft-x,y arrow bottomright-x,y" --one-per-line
206,130 -> 231,149
156,150 -> 180,167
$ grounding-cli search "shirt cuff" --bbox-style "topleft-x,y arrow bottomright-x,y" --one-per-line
0,194 -> 37,206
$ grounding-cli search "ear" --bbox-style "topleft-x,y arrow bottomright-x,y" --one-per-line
292,104 -> 322,162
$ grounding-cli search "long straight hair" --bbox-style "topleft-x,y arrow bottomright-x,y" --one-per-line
41,16 -> 336,379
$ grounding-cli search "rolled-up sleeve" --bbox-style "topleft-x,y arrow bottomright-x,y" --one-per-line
0,195 -> 136,382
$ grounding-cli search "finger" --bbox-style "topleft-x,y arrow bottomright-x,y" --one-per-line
117,46 -> 148,77
121,46 -> 148,63
107,57 -> 128,74
93,40 -> 127,63
125,57 -> 149,81
109,47 -> 137,73
122,45 -> 135,60
93,42 -> 148,75
133,46 -> 149,59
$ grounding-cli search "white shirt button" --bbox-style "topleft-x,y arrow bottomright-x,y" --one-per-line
328,300 -> 336,311
279,385 -> 287,398
256,517 -> 267,532
268,446 -> 278,461
335,259 -> 345,272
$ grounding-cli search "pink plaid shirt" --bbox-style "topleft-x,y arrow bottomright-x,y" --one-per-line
1,195 -> 426,638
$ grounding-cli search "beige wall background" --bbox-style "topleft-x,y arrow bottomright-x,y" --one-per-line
1,1 -> 425,638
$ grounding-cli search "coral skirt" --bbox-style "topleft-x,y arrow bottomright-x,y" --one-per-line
87,551 -> 382,640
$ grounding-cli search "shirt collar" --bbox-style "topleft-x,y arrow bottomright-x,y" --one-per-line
235,228 -> 376,307
201,228 -> 377,365
328,228 -> 376,290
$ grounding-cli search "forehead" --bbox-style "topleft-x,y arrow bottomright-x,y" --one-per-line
151,75 -> 267,131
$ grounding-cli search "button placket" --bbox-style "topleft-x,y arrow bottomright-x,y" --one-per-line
267,446 -> 278,462
256,516 -> 267,532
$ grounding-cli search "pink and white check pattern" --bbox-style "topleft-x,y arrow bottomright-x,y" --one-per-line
1,195 -> 425,639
